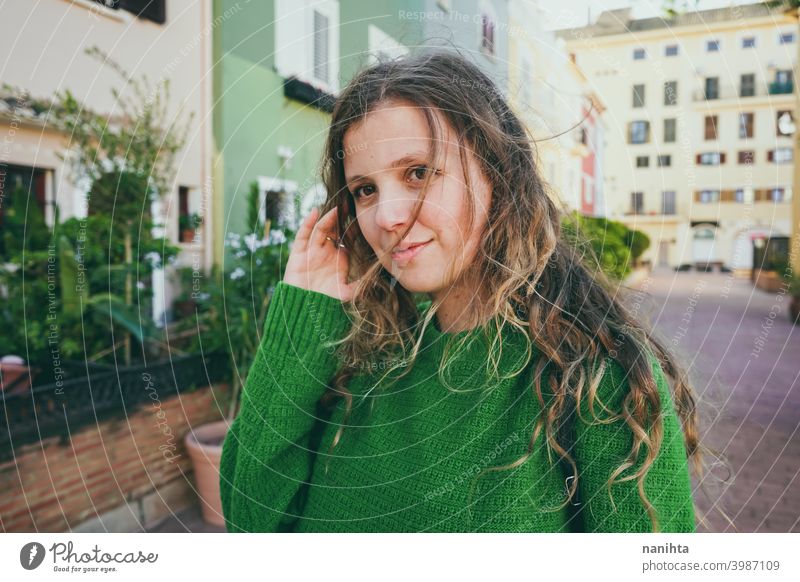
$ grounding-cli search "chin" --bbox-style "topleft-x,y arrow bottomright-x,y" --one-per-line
383,267 -> 442,295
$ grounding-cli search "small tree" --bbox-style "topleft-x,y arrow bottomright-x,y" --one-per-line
50,46 -> 193,364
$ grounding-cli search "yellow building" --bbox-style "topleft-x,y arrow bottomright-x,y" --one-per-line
508,0 -> 607,216
558,2 -> 796,271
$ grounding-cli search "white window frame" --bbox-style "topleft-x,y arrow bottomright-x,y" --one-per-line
367,25 -> 407,65
275,0 -> 340,94
773,147 -> 793,164
257,175 -> 299,228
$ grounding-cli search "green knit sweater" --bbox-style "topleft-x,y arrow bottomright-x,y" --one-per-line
219,281 -> 696,532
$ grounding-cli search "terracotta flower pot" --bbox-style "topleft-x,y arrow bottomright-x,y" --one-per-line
0,355 -> 32,394
184,420 -> 230,527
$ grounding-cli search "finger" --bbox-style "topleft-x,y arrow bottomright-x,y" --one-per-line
311,206 -> 340,247
293,207 -> 319,253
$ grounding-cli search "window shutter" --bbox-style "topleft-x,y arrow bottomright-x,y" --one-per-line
768,150 -> 774,162
696,154 -> 701,164
313,10 -> 329,84
720,152 -> 726,164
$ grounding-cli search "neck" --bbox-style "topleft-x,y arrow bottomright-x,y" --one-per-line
429,282 -> 492,333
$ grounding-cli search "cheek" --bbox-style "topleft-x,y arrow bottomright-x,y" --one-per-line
355,208 -> 381,252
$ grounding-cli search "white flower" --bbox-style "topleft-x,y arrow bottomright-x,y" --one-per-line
136,281 -> 146,289
235,250 -> 247,258
225,232 -> 241,249
268,229 -> 287,246
256,258 -> 262,266
144,251 -> 161,267
244,233 -> 259,253
230,267 -> 245,280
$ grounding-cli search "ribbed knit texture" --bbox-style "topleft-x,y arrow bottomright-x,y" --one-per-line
219,281 -> 696,532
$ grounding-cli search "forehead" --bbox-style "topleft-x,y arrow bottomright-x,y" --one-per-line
342,101 -> 457,172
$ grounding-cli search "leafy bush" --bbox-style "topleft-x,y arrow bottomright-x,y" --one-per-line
561,212 -> 650,281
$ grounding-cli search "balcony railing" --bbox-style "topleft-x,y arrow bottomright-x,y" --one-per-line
692,81 -> 794,101
769,81 -> 794,95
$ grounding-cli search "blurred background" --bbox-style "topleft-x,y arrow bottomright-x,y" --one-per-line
0,0 -> 798,533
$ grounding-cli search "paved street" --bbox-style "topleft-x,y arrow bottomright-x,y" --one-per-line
625,267 -> 800,532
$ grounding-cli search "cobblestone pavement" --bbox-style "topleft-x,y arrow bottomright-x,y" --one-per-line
625,267 -> 799,532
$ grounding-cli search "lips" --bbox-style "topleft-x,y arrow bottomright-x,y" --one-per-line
391,240 -> 431,264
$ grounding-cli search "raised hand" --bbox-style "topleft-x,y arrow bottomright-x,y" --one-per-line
282,206 -> 359,302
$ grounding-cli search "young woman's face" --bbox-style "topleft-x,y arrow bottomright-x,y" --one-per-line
342,99 -> 492,296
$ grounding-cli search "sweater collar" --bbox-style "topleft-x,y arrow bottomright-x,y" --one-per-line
414,300 -> 537,386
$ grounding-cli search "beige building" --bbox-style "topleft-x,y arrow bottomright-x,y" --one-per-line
508,0 -> 607,216
558,2 -> 796,271
0,0 -> 214,320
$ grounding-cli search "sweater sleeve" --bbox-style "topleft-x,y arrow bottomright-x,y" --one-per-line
571,352 -> 697,533
219,281 -> 351,532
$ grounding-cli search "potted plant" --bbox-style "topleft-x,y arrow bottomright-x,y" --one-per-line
181,183 -> 292,525
180,212 -> 201,244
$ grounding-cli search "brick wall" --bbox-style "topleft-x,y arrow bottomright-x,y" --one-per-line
0,383 -> 228,532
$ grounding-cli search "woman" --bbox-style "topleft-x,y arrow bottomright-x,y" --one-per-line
219,50 -> 704,533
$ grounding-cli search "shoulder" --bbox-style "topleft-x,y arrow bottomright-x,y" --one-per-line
580,349 -> 674,421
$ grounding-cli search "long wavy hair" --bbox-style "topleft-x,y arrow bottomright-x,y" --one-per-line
311,50 -> 721,532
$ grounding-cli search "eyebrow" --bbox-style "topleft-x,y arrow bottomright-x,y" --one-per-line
345,151 -> 431,184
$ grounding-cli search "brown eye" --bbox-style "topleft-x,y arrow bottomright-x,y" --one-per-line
408,166 -> 438,184
352,184 -> 375,200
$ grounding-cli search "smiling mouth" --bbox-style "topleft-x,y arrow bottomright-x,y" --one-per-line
390,240 -> 431,264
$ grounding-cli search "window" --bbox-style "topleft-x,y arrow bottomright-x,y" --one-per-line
735,189 -> 745,203
636,156 -> 649,168
739,113 -> 755,139
697,152 -> 724,165
780,32 -> 795,44
481,12 -> 496,56
368,25 -> 408,64
739,112 -> 754,139
707,39 -> 720,52
657,155 -> 672,167
629,121 -> 650,144
177,186 -> 198,243
704,115 -> 718,140
698,189 -> 720,203
771,188 -> 787,202
704,77 -> 719,100
740,74 -> 755,97
664,118 -> 676,143
118,0 -> 166,24
313,10 -> 330,84
665,44 -> 678,56
631,191 -> 644,214
633,48 -> 646,60
768,148 -> 793,164
777,110 -> 794,136
738,151 -> 754,165
0,164 -> 50,241
771,70 -> 793,94
661,191 -> 676,215
664,80 -> 677,106
742,37 -> 756,48
275,0 -> 339,92
632,84 -> 645,108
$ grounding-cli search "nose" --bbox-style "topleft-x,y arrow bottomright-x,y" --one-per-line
373,189 -> 416,232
